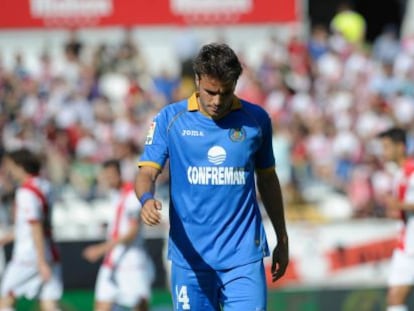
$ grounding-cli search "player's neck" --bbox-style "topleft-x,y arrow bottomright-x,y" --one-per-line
398,155 -> 408,166
20,173 -> 36,185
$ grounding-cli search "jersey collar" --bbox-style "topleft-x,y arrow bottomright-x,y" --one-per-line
21,175 -> 37,187
187,92 -> 242,112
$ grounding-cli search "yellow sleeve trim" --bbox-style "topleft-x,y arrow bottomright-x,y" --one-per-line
137,161 -> 162,170
255,166 -> 275,173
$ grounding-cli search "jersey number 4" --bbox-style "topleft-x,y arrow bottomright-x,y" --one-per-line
177,285 -> 191,310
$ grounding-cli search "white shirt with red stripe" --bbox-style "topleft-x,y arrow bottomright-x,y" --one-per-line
393,158 -> 414,255
103,183 -> 145,269
12,176 -> 60,264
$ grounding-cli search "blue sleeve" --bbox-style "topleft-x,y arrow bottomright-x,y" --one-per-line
138,109 -> 169,169
255,113 -> 275,170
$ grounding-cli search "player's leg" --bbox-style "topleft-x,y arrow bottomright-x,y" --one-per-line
133,298 -> 149,311
0,274 -> 15,311
94,301 -> 112,311
117,266 -> 150,311
39,264 -> 63,311
219,259 -> 267,311
0,294 -> 15,311
93,266 -> 116,311
386,285 -> 411,311
0,262 -> 23,311
386,304 -> 409,311
386,249 -> 414,310
39,300 -> 62,311
171,263 -> 220,311
132,261 -> 152,311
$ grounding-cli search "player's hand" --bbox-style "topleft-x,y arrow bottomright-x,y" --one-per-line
38,260 -> 52,281
384,195 -> 400,210
83,244 -> 106,263
0,232 -> 14,247
271,236 -> 289,282
141,199 -> 162,226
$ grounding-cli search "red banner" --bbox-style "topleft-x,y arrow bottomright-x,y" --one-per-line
0,0 -> 299,29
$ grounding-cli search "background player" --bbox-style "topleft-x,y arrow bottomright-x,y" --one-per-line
378,127 -> 414,311
0,148 -> 62,311
135,42 -> 289,310
83,159 -> 153,311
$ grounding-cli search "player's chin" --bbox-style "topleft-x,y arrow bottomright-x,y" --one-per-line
207,108 -> 219,116
210,109 -> 225,119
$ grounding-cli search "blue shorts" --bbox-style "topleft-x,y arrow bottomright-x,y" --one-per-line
171,260 -> 266,311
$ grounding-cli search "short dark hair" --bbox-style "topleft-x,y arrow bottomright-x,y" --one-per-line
377,127 -> 407,146
5,148 -> 41,175
102,159 -> 121,174
193,43 -> 243,84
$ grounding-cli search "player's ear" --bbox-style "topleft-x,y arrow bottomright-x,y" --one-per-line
195,75 -> 200,88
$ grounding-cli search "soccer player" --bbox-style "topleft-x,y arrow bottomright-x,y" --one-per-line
378,127 -> 414,311
135,43 -> 289,310
0,149 -> 62,311
83,159 -> 153,311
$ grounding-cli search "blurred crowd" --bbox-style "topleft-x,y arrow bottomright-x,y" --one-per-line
1,19 -> 414,223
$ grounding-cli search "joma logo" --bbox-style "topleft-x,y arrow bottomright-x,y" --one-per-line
182,130 -> 204,137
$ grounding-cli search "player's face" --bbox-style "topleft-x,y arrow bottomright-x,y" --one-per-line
196,75 -> 236,120
380,138 -> 399,163
2,157 -> 22,182
103,166 -> 122,189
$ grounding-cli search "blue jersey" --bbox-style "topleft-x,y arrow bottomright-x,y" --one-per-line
139,93 -> 274,270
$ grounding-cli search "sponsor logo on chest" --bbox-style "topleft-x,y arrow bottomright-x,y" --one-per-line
187,145 -> 246,185
182,129 -> 204,137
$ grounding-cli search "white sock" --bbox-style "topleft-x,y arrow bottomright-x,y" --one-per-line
0,308 -> 14,311
387,305 -> 408,311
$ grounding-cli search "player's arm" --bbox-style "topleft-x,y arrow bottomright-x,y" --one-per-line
0,231 -> 14,246
397,201 -> 414,210
400,203 -> 414,211
30,221 -> 52,281
256,169 -> 289,282
83,221 -> 140,263
135,165 -> 163,226
386,198 -> 414,211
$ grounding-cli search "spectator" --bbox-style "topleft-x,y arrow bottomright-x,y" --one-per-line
330,1 -> 366,46
1,26 -> 414,221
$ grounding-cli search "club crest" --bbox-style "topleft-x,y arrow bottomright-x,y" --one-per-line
229,127 -> 246,142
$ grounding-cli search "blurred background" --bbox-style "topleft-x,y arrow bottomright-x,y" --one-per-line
1,0 -> 414,310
